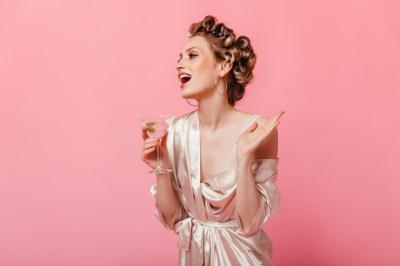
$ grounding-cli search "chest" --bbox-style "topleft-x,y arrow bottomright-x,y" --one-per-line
199,129 -> 239,182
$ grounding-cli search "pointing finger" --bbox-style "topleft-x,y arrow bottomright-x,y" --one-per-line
271,111 -> 285,123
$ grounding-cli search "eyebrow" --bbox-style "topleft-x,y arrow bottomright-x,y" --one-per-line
179,46 -> 199,57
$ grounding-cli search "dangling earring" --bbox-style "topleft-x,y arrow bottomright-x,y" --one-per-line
186,98 -> 198,106
216,77 -> 228,95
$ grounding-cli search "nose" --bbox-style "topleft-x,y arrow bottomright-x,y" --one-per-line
176,60 -> 183,71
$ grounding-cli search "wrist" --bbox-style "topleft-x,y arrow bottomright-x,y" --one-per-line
236,153 -> 255,181
155,172 -> 173,178
237,151 -> 255,162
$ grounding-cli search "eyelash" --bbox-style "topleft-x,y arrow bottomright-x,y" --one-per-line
177,53 -> 197,62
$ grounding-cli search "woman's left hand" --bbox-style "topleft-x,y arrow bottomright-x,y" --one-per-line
236,111 -> 285,159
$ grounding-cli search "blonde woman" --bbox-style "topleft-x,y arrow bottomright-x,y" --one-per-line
142,15 -> 285,266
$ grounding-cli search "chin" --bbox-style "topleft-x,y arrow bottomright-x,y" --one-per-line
182,93 -> 195,100
183,84 -> 209,96
182,90 -> 199,101
181,86 -> 194,96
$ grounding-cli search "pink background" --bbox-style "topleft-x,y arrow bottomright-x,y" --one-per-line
1,1 -> 399,265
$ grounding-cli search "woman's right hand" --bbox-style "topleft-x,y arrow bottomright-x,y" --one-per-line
140,125 -> 171,170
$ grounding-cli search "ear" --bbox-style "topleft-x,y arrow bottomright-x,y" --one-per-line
217,60 -> 233,77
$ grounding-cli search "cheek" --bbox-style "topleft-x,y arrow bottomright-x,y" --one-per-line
198,57 -> 216,73
195,58 -> 210,71
192,60 -> 216,85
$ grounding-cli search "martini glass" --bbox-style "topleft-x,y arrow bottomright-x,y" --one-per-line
129,106 -> 173,174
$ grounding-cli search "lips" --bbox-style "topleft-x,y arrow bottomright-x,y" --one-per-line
180,78 -> 190,89
179,72 -> 192,88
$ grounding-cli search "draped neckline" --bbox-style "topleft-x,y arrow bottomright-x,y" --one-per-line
195,110 -> 259,184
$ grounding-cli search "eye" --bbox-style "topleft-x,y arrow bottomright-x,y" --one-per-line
177,53 -> 197,62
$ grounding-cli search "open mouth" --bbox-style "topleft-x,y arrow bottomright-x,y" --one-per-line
180,73 -> 192,86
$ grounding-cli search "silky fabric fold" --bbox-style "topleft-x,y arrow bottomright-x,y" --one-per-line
150,110 -> 280,266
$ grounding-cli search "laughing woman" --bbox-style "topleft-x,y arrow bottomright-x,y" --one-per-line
141,15 -> 285,266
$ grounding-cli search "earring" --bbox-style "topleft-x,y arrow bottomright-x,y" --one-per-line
216,77 -> 228,95
217,83 -> 227,95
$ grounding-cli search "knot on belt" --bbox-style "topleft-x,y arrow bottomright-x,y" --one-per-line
174,217 -> 238,252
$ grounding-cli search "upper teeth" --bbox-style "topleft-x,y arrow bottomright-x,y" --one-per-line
179,73 -> 191,81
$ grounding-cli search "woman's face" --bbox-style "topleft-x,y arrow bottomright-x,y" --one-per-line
176,35 -> 224,100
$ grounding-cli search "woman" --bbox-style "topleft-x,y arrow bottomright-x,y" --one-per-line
141,15 -> 285,266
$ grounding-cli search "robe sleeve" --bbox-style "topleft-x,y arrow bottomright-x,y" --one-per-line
149,177 -> 188,231
148,114 -> 188,231
234,158 -> 281,237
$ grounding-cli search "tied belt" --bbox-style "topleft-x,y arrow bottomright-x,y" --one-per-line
174,216 -> 239,252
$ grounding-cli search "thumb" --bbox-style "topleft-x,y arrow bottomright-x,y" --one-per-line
160,131 -> 168,146
247,121 -> 258,132
141,126 -> 149,140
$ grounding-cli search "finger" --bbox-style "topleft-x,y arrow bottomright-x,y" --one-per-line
274,111 -> 285,122
143,147 -> 156,154
143,142 -> 158,150
160,131 -> 169,145
258,119 -> 276,129
271,116 -> 281,125
144,138 -> 158,144
269,121 -> 280,131
256,114 -> 280,128
257,120 -> 280,139
144,143 -> 157,150
262,115 -> 281,129
143,140 -> 158,149
141,127 -> 149,140
247,121 -> 259,132
271,119 -> 280,129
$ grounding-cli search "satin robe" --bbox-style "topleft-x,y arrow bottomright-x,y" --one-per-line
149,110 -> 280,266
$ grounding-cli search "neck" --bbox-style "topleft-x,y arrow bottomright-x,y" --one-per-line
196,99 -> 236,133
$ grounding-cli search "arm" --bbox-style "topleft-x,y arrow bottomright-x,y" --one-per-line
235,127 -> 279,233
149,115 -> 188,231
151,172 -> 183,231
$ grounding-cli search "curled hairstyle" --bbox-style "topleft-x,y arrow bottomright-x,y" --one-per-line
188,15 -> 257,106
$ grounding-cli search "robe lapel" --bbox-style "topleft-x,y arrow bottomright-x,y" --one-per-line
187,110 -> 207,219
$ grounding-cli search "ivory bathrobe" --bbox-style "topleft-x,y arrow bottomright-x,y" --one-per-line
150,110 -> 280,266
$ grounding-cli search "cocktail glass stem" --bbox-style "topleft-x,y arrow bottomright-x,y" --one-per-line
156,138 -> 161,168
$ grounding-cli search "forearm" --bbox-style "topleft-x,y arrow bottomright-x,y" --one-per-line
235,154 -> 261,231
154,172 -> 180,227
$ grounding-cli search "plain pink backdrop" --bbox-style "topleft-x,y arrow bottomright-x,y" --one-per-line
1,1 -> 399,265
